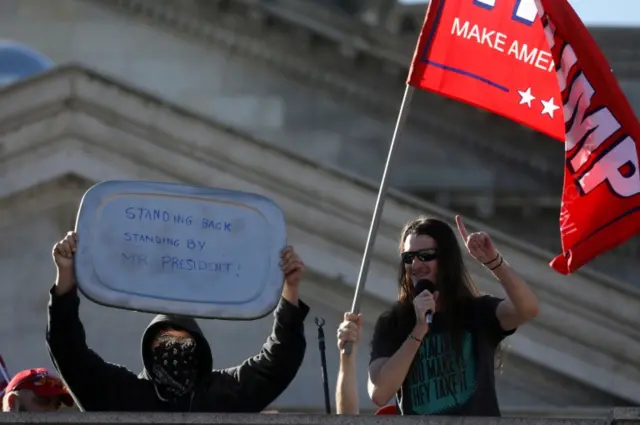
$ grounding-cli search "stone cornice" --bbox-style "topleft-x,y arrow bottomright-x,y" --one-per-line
1,66 -> 640,401
86,0 -> 565,185
86,0 -> 640,185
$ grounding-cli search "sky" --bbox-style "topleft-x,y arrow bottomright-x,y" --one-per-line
398,0 -> 640,26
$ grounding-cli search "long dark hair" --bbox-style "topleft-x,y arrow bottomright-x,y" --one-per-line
397,216 -> 479,304
378,216 -> 504,369
392,216 -> 480,352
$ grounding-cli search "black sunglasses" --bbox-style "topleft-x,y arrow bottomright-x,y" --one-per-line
401,248 -> 438,264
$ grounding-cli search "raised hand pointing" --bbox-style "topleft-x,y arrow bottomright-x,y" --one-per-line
455,215 -> 500,266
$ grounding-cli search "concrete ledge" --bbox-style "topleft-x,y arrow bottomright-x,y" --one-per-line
0,412 -> 636,425
0,413 -> 610,425
611,408 -> 640,425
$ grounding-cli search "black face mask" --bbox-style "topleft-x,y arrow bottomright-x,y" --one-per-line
151,336 -> 198,400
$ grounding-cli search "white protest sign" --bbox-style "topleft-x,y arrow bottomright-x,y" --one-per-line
74,181 -> 286,319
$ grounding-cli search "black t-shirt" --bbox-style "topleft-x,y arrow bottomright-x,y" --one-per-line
369,295 -> 515,416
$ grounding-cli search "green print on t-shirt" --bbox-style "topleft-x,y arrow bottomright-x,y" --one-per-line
406,331 -> 476,414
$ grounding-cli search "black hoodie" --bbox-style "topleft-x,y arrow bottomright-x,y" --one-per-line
46,286 -> 308,412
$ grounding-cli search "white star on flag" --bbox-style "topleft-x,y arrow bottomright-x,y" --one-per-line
541,97 -> 560,118
518,87 -> 535,107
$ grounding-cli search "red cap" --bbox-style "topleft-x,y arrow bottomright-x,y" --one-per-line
376,405 -> 399,415
5,369 -> 73,406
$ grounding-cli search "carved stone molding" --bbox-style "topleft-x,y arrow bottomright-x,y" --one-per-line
86,0 -> 568,185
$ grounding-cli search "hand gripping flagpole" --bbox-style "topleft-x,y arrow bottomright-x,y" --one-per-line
343,85 -> 415,356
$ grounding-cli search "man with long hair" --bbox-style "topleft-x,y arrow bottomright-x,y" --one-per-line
368,215 -> 539,416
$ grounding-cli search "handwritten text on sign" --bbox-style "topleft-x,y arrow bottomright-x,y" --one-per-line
120,206 -> 239,275
83,186 -> 282,308
90,194 -> 273,303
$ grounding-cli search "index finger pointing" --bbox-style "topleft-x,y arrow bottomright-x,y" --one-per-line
455,215 -> 469,241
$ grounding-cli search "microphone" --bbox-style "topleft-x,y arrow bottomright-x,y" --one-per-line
413,279 -> 436,324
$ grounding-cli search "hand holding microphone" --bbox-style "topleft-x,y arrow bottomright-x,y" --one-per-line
412,279 -> 438,332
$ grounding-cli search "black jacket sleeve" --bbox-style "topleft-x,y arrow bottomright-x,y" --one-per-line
207,297 -> 309,412
46,285 -> 141,411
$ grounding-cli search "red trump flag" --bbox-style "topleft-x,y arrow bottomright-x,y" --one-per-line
408,0 -> 640,274
408,0 -> 564,140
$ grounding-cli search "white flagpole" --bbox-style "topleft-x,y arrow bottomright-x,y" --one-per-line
0,358 -> 9,383
342,85 -> 415,355
0,357 -> 10,396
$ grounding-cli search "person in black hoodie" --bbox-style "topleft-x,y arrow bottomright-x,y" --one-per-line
47,230 -> 309,412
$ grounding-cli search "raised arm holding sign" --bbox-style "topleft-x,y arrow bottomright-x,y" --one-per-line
48,231 -> 307,412
46,181 -> 308,412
